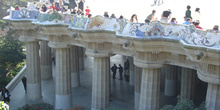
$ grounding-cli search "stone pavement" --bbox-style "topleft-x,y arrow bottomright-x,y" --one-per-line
8,55 -> 177,110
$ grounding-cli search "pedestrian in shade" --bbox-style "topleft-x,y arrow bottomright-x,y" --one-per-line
118,64 -> 123,80
111,64 -> 118,79
1,87 -> 10,103
22,76 -> 27,94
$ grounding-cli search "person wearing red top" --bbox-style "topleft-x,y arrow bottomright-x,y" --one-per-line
50,3 -> 56,10
85,6 -> 90,16
194,21 -> 203,29
15,5 -> 20,10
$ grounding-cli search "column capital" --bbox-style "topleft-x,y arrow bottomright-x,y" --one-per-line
19,29 -> 40,42
134,57 -> 164,69
85,50 -> 114,57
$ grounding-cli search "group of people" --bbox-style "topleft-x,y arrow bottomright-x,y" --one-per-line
111,59 -> 130,81
143,5 -> 219,31
14,0 -> 92,18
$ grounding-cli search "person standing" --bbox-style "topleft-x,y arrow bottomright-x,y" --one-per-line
50,0 -> 54,4
160,9 -> 172,23
130,14 -> 138,23
193,8 -> 200,21
154,0 -> 157,4
154,0 -> 163,5
118,64 -> 123,80
145,10 -> 157,23
1,87 -> 10,103
184,5 -> 192,20
78,0 -> 85,12
69,0 -> 77,10
22,76 -> 27,94
85,6 -> 90,16
111,64 -> 118,79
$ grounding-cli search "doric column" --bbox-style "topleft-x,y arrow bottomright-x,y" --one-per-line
134,66 -> 142,110
70,46 -> 80,87
206,83 -> 220,110
180,68 -> 196,100
164,65 -> 177,96
55,48 -> 72,109
78,47 -> 84,70
86,51 -> 111,110
139,68 -> 161,110
40,41 -> 52,80
129,57 -> 135,86
26,41 -> 42,101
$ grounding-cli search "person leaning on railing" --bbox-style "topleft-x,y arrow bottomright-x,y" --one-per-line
160,9 -> 172,23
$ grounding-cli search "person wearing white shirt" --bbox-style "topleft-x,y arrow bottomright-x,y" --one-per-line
193,8 -> 200,21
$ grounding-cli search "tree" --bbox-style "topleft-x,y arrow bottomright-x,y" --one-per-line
0,29 -> 26,76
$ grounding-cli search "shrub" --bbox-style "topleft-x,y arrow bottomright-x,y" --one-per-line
0,101 -> 9,110
160,96 -> 207,110
17,102 -> 54,110
69,105 -> 88,110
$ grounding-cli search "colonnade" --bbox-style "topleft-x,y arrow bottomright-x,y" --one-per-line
19,32 -> 219,110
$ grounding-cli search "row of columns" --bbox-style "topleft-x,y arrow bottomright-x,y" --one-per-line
25,40 -> 220,110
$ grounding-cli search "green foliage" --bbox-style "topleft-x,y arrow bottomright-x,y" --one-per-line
0,29 -> 25,89
160,96 -> 207,110
160,105 -> 175,110
104,107 -> 123,110
0,101 -> 9,110
17,102 -> 54,110
0,29 -> 25,72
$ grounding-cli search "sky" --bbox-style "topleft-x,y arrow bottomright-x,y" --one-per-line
84,0 -> 220,29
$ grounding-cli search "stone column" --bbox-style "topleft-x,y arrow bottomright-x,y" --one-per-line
134,66 -> 142,110
139,68 -> 161,110
78,47 -> 84,70
107,57 -> 111,99
40,41 -> 52,80
70,46 -> 80,87
129,57 -> 135,86
86,51 -> 111,110
180,68 -> 196,100
26,41 -> 42,101
164,65 -> 177,96
206,83 -> 220,110
55,48 -> 72,109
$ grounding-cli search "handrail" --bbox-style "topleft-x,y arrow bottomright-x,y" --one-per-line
0,65 -> 26,100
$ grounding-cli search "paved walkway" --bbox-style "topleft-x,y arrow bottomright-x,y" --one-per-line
8,55 -> 178,110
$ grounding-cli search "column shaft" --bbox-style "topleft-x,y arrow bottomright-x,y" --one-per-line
70,46 -> 80,87
40,41 -> 52,80
26,41 -> 42,101
129,57 -> 135,86
55,48 -> 72,109
78,47 -> 84,70
164,65 -> 177,96
180,68 -> 196,100
92,57 -> 110,110
134,66 -> 142,110
139,68 -> 160,110
206,83 -> 220,110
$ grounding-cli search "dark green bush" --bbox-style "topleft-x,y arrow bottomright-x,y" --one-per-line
17,102 -> 54,110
